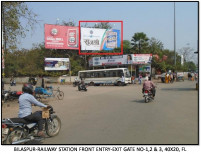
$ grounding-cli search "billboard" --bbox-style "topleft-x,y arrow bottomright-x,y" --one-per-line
81,27 -> 120,51
89,54 -> 152,67
44,58 -> 69,71
131,54 -> 152,64
44,24 -> 78,49
139,65 -> 151,73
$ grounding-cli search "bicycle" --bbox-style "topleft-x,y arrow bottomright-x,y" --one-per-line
34,86 -> 64,102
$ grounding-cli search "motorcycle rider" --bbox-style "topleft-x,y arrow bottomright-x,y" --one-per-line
18,83 -> 49,137
80,77 -> 86,88
142,77 -> 156,98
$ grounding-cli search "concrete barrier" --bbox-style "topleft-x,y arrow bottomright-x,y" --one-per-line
2,76 -> 77,84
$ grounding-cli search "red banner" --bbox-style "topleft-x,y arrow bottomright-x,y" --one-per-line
44,24 -> 79,49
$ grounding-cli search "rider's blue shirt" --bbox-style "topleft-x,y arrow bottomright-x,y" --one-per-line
18,93 -> 47,118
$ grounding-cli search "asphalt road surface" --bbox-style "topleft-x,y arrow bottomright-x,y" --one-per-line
2,80 -> 198,144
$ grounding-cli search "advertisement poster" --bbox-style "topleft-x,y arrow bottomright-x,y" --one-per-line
139,65 -> 151,73
89,54 -> 152,67
132,54 -> 152,64
81,27 -> 120,51
91,55 -> 127,66
44,58 -> 69,71
44,24 -> 78,49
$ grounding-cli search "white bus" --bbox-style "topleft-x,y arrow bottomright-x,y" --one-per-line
78,68 -> 131,86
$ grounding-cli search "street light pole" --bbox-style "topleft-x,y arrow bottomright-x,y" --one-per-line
66,54 -> 71,83
174,2 -> 176,66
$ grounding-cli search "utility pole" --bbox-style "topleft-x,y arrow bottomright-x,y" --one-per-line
174,2 -> 176,66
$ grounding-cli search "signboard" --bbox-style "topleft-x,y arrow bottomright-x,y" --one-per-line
90,55 -> 127,66
132,54 -> 152,64
89,54 -> 152,67
44,24 -> 78,49
81,27 -> 120,51
139,65 -> 151,73
44,58 -> 69,71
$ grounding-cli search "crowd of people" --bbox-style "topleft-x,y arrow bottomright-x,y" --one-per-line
131,73 -> 151,85
164,73 -> 175,83
188,72 -> 198,81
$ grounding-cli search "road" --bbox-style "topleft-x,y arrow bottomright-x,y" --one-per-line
2,80 -> 198,144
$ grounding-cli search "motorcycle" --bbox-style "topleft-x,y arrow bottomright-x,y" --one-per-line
2,89 -> 23,102
10,81 -> 16,86
2,106 -> 61,144
143,89 -> 154,103
28,77 -> 37,86
78,83 -> 87,91
73,81 -> 80,87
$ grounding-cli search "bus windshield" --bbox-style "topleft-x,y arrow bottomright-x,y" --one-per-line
124,69 -> 131,78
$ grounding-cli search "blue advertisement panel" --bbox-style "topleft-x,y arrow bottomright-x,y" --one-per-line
102,29 -> 120,50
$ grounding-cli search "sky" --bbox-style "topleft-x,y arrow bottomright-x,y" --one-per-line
19,1 -> 198,53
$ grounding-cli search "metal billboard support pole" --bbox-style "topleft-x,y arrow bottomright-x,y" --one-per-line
66,54 -> 71,83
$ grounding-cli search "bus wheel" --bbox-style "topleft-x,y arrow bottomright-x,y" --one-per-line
117,81 -> 122,86
89,82 -> 94,86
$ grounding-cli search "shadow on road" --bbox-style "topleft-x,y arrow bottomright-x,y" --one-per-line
161,88 -> 196,91
131,99 -> 146,103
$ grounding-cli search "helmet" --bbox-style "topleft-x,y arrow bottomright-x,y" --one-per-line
22,83 -> 33,94
148,76 -> 151,81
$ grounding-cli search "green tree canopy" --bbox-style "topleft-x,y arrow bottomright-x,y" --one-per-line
2,2 -> 38,51
131,32 -> 149,53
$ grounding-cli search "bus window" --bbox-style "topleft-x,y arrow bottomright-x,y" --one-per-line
80,72 -> 86,78
86,72 -> 91,78
91,72 -> 95,78
110,71 -> 117,77
117,70 -> 123,77
94,72 -> 98,78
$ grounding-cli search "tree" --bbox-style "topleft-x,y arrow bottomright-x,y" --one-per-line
178,45 -> 195,62
62,20 -> 76,26
2,2 -> 38,51
122,40 -> 132,54
148,37 -> 164,55
93,22 -> 112,29
183,61 -> 197,72
131,32 -> 149,53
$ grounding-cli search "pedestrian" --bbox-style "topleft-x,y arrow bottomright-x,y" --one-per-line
191,73 -> 195,81
188,73 -> 192,81
173,72 -> 176,82
145,73 -> 149,81
168,74 -> 171,83
138,74 -> 142,85
131,75 -> 135,84
41,76 -> 45,88
165,73 -> 169,83
122,75 -> 125,86
195,73 -> 198,81
170,73 -> 173,83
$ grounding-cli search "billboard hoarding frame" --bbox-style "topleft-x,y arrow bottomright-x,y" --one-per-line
78,20 -> 123,55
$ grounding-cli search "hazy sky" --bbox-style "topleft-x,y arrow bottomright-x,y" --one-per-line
19,1 -> 198,53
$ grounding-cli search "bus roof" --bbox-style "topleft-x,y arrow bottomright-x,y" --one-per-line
78,68 -> 128,73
